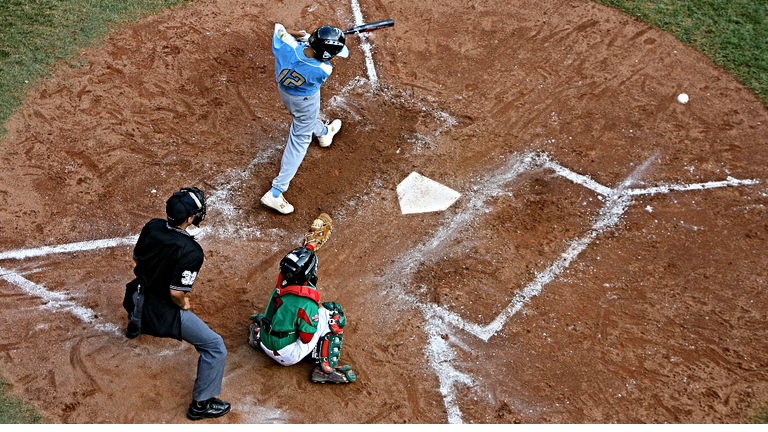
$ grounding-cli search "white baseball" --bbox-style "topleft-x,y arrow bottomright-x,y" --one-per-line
677,93 -> 689,104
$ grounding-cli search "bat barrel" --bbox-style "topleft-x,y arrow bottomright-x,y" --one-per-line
343,19 -> 394,35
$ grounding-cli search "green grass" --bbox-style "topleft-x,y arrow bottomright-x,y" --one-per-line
0,377 -> 43,424
0,0 -> 191,137
595,0 -> 768,105
748,403 -> 768,424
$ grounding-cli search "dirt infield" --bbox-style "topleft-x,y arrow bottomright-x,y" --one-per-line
1,0 -> 767,424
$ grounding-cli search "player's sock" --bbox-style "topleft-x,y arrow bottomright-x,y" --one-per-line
270,187 -> 281,198
322,126 -> 328,136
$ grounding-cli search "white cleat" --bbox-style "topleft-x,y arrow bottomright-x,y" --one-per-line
318,119 -> 341,148
261,191 -> 294,214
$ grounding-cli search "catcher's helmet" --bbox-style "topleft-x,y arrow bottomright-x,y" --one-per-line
308,26 -> 349,61
166,187 -> 206,227
280,247 -> 318,286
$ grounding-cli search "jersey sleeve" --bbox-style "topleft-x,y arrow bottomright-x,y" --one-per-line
169,247 -> 204,292
273,23 -> 297,50
296,302 -> 320,342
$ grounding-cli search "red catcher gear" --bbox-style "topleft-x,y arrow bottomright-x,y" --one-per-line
274,274 -> 319,304
310,301 -> 355,383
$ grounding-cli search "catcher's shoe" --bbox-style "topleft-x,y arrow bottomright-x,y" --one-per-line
247,318 -> 262,349
310,365 -> 356,384
125,321 -> 140,339
186,397 -> 231,420
318,119 -> 341,148
261,191 -> 294,214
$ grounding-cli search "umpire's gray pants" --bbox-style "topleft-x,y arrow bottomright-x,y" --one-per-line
272,86 -> 326,193
180,310 -> 227,402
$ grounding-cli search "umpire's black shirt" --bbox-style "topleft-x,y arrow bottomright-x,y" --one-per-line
132,218 -> 204,339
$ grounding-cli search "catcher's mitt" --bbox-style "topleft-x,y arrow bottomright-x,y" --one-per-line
303,212 -> 333,251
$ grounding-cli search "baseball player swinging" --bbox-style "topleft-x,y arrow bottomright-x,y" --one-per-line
260,23 -> 348,214
248,213 -> 357,384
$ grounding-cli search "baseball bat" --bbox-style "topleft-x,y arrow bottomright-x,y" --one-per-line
343,19 -> 394,35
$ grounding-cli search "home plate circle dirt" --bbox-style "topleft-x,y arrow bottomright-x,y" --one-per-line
1,0 -> 767,424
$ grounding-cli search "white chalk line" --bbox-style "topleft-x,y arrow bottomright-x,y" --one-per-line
378,151 -> 760,423
0,264 -> 122,335
0,236 -> 138,261
0,150 -> 760,423
0,145 -> 289,334
349,0 -> 378,84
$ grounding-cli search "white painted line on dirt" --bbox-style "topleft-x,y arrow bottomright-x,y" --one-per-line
542,158 -> 613,197
378,151 -> 761,423
0,236 -> 139,261
422,310 -> 474,425
0,265 -> 121,335
349,0 -> 378,84
626,177 -> 760,196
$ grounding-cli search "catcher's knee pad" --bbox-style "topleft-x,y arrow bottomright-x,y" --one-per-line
322,301 -> 346,334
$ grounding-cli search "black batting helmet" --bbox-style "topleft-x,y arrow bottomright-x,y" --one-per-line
308,26 -> 349,60
280,247 -> 318,286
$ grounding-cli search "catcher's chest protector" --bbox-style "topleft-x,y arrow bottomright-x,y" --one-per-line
276,284 -> 320,304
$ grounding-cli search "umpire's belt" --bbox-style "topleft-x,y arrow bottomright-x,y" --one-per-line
262,322 -> 295,339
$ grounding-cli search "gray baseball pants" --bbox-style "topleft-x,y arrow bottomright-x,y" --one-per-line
180,309 -> 228,402
272,86 -> 326,193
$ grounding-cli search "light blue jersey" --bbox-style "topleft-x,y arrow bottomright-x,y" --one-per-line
272,25 -> 333,96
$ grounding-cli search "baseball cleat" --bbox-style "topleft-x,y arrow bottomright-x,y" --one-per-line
261,191 -> 294,214
318,119 -> 341,148
310,365 -> 355,384
186,397 -> 231,420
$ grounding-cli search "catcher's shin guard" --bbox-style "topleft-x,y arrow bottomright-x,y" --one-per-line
309,301 -> 356,383
310,332 -> 356,383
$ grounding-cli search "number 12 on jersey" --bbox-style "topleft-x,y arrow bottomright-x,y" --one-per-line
278,69 -> 306,87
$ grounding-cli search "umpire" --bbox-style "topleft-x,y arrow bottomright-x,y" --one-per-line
123,187 -> 231,420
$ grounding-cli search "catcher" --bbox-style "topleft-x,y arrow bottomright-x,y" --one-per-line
248,213 -> 356,384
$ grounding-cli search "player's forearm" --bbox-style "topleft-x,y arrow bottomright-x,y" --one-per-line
286,29 -> 308,39
170,289 -> 190,310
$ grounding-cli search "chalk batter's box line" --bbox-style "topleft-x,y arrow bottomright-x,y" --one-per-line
416,155 -> 759,342
404,153 -> 758,423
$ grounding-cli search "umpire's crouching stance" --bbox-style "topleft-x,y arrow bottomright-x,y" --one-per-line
123,187 -> 230,420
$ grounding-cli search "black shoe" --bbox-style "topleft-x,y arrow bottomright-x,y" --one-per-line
125,322 -> 140,339
186,397 -> 231,420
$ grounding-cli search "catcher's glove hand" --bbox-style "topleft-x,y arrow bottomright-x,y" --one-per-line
303,212 -> 333,251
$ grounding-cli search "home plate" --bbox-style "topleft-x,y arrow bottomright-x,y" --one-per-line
396,172 -> 461,214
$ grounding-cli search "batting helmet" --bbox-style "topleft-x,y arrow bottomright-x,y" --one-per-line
280,247 -> 318,286
308,26 -> 349,60
166,187 -> 206,227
